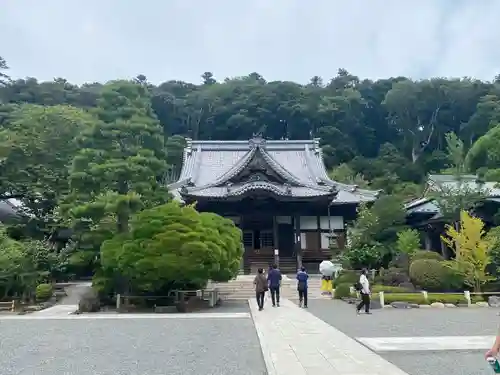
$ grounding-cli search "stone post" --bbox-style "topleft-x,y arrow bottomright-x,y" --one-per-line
464,290 -> 471,306
379,291 -> 385,307
421,290 -> 428,302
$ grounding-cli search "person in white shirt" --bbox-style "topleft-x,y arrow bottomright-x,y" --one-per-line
356,268 -> 371,314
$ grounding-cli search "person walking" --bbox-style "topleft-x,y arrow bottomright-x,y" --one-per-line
296,266 -> 309,308
254,268 -> 268,311
267,264 -> 282,307
356,268 -> 371,314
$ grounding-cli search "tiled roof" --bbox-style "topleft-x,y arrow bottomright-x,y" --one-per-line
427,174 -> 500,196
405,174 -> 500,216
169,137 -> 380,203
0,199 -> 20,222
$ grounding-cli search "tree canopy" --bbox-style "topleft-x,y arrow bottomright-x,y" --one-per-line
2,60 -> 500,193
100,202 -> 242,295
4,55 -> 500,295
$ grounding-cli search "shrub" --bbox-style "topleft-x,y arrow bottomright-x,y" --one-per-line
380,292 -> 469,305
371,285 -> 410,293
381,293 -> 427,305
411,250 -> 444,262
333,270 -> 359,287
35,283 -> 53,302
389,253 -> 411,271
334,283 -> 352,299
426,293 -> 468,304
409,259 -> 456,291
342,243 -> 385,270
379,267 -> 409,286
396,229 -> 421,255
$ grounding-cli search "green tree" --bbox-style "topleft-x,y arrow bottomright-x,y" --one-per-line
99,202 -> 242,295
431,132 -> 486,229
383,79 -> 444,163
0,104 -> 96,225
64,81 -> 170,276
466,124 -> 500,171
0,225 -> 56,299
461,94 -> 500,146
345,196 -> 407,268
441,210 -> 493,292
328,163 -> 369,188
396,229 -> 421,255
0,56 -> 9,86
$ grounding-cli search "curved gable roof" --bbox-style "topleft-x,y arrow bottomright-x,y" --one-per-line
170,137 -> 380,203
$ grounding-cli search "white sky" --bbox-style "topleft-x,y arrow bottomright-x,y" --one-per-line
1,0 -> 500,85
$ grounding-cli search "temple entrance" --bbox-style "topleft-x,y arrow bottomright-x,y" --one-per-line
240,214 -> 297,274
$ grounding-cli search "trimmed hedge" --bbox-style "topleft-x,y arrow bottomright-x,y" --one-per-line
35,283 -> 53,302
333,271 -> 359,288
334,283 -> 353,299
371,285 -> 409,293
381,293 -> 427,305
377,292 -> 482,305
411,250 -> 444,262
377,268 -> 409,286
409,259 -> 463,291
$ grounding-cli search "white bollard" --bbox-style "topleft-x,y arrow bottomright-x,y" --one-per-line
379,291 -> 385,307
116,293 -> 121,310
464,290 -> 471,306
421,290 -> 428,302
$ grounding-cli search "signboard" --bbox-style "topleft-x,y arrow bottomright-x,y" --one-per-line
274,249 -> 279,256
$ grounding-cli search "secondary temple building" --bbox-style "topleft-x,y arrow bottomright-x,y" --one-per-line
406,174 -> 500,259
169,135 -> 379,273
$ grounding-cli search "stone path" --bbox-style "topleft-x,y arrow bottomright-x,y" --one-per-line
31,304 -> 78,316
249,298 -> 410,375
358,335 -> 495,352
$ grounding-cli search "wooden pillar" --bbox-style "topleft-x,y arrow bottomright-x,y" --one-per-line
316,216 -> 321,250
273,215 -> 279,251
294,215 -> 302,269
240,215 -> 248,274
273,215 -> 279,267
440,238 -> 449,260
424,231 -> 432,250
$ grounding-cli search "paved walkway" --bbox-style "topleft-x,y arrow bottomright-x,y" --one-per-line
31,304 -> 78,316
249,298 -> 410,375
358,335 -> 495,351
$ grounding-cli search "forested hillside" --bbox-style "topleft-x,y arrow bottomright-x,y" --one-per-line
3,55 -> 500,296
2,57 -> 500,201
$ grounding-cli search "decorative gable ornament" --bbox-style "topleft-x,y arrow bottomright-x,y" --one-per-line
249,133 -> 266,149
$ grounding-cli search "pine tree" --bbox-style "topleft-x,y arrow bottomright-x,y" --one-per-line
65,81 -> 169,274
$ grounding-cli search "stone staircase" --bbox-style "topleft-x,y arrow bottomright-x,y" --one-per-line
245,255 -> 298,275
211,274 -> 332,301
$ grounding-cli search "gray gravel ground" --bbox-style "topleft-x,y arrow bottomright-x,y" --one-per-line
306,299 -> 500,375
306,299 -> 500,337
0,316 -> 267,375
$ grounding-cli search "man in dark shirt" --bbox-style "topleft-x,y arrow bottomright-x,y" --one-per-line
267,264 -> 282,307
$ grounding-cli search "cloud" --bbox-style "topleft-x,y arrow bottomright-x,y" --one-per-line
1,0 -> 499,85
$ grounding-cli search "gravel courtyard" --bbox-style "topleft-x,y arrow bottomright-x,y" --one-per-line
0,314 -> 266,375
306,299 -> 500,375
